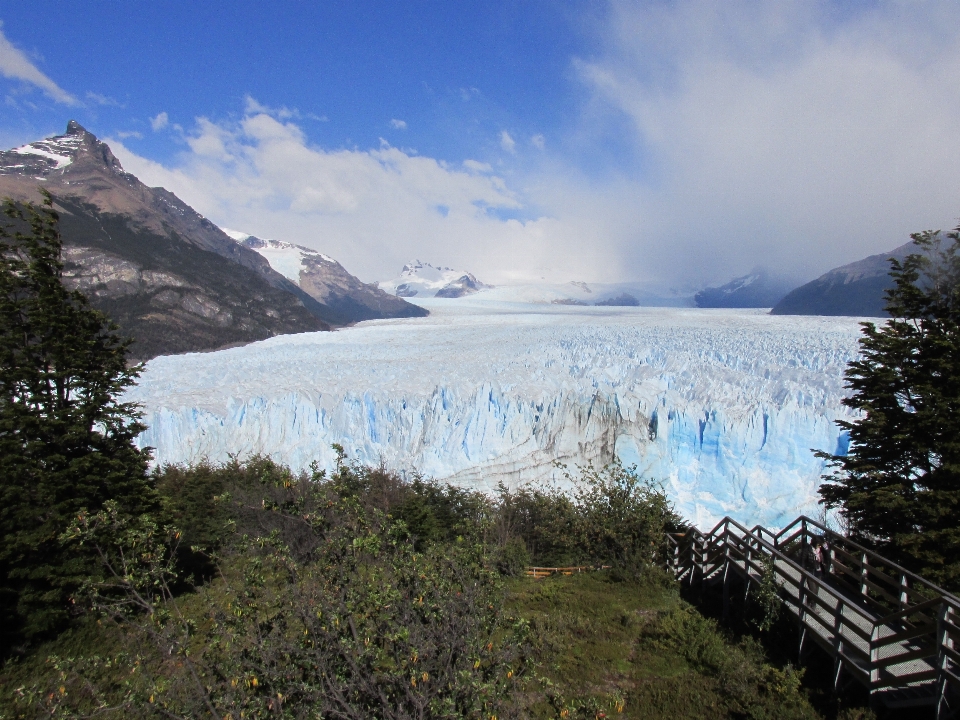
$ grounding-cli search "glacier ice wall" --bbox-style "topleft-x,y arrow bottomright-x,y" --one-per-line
126,300 -> 865,528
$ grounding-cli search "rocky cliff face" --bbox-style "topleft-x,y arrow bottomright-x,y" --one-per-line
0,121 -> 335,360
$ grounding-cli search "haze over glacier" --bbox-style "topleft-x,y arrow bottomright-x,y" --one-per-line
128,300 -> 863,528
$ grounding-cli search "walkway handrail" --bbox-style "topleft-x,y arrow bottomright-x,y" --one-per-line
674,517 -> 876,621
666,515 -> 959,717
776,515 -> 960,606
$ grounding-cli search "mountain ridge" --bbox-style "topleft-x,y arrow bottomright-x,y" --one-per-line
225,232 -> 428,323
771,242 -> 914,316
0,121 -> 425,358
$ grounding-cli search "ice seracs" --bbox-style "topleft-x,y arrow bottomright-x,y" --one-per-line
127,301 -> 865,529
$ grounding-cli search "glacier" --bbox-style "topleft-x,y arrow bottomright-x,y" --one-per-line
126,300 -> 866,528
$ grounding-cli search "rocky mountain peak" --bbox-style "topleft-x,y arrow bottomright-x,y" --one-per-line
0,120 -> 124,179
66,119 -> 87,135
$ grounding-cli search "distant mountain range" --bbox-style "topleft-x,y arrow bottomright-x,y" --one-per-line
694,269 -> 798,309
378,260 -> 490,298
771,242 -> 914,317
0,121 -> 425,360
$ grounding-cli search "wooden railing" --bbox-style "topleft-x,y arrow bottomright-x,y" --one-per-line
666,516 -> 959,717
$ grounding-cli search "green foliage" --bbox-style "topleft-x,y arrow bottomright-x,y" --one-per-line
496,461 -> 682,574
750,557 -> 783,633
0,195 -> 156,652
8,458 -> 531,719
818,229 -> 960,588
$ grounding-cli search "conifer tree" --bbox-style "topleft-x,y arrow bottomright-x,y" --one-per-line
818,228 -> 960,589
0,194 -> 157,652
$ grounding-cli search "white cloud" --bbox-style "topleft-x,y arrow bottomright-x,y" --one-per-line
531,134 -> 545,150
150,112 -> 169,131
0,23 -> 76,105
390,118 -> 408,130
108,104 -> 600,284
243,95 -> 299,120
463,159 -> 493,174
499,130 -> 516,154
572,0 -> 960,285
86,91 -> 120,107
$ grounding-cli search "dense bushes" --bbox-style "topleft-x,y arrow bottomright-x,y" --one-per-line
495,462 -> 683,572
1,454 -> 682,718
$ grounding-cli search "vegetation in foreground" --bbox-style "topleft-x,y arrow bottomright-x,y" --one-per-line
0,455 -> 875,719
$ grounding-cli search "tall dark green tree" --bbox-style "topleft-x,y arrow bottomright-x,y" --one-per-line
0,194 -> 157,652
819,228 -> 960,589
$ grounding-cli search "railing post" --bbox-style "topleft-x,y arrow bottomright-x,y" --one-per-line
722,531 -> 732,619
899,573 -> 908,613
936,603 -> 953,720
860,552 -> 869,598
869,624 -> 879,689
832,603 -> 845,691
743,535 -> 753,607
700,533 -> 708,585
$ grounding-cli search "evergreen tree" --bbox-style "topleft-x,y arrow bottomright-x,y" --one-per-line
818,228 -> 960,589
0,194 -> 157,652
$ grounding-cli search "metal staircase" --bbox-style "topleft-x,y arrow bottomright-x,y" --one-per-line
665,516 -> 960,717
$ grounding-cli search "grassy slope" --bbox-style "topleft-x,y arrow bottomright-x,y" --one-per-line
506,571 -> 870,720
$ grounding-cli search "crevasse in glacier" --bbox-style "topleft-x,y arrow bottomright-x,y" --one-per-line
125,300 -> 865,528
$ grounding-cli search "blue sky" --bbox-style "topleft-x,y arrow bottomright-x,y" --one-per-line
3,1 -> 960,288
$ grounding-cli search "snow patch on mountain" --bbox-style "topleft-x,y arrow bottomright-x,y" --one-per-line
222,229 -> 335,283
11,132 -> 84,170
378,260 -> 490,298
127,301 -> 865,528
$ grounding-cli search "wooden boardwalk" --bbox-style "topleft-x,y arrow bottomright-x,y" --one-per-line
666,516 -> 960,717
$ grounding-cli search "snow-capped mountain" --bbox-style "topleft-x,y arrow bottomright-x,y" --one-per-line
223,231 -> 428,323
0,121 -> 328,360
5,129 -> 86,172
128,301 -> 864,528
695,268 -> 799,309
378,260 -> 490,298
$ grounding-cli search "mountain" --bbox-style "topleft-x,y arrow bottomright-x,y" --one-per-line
695,269 -> 798,309
223,232 -> 428,324
0,122 -> 423,360
378,260 -> 490,298
595,292 -> 640,307
771,242 -> 914,317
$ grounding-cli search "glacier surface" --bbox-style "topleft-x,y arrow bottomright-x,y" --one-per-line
126,300 -> 866,528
